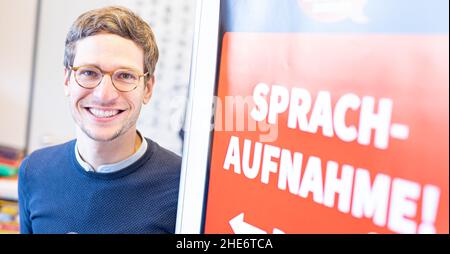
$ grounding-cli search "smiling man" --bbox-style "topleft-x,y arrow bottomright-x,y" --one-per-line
18,6 -> 181,234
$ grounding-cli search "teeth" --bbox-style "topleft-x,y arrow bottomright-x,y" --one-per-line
88,108 -> 120,118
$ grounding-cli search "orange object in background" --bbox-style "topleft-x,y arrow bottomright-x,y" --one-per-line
204,32 -> 449,234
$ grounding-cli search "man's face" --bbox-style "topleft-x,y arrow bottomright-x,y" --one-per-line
64,33 -> 154,142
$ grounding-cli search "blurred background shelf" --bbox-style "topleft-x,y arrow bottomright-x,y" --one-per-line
0,145 -> 21,201
0,178 -> 18,201
0,199 -> 19,234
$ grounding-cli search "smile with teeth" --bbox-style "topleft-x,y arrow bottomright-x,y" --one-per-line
87,108 -> 123,118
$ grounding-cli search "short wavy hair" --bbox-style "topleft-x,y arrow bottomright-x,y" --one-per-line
64,6 -> 159,82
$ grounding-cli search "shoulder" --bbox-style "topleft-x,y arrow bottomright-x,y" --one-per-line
24,139 -> 75,165
145,138 -> 182,176
19,140 -> 76,177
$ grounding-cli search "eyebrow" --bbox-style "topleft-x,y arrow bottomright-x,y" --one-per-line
75,63 -> 143,72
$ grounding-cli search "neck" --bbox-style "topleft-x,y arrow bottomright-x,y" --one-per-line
76,127 -> 142,170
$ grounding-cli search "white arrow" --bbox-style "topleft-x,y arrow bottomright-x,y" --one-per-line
229,213 -> 285,234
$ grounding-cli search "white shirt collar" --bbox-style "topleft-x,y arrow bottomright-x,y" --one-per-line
74,131 -> 148,173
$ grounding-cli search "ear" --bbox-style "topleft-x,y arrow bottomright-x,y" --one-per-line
63,68 -> 71,96
143,75 -> 155,104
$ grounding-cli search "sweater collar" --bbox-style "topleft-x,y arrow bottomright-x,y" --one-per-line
74,130 -> 148,173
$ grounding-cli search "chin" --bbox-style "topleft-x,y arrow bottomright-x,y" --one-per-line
82,126 -> 123,142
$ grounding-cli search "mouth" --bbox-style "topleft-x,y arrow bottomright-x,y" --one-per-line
83,107 -> 126,121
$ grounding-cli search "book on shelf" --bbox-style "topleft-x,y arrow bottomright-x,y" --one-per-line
0,144 -> 24,178
0,199 -> 19,234
0,157 -> 21,168
0,145 -> 24,162
0,145 -> 22,233
0,177 -> 18,201
0,164 -> 18,177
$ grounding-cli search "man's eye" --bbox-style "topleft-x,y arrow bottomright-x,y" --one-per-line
118,72 -> 137,80
80,70 -> 98,77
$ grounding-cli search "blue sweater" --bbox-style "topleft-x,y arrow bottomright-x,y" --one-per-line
18,138 -> 181,234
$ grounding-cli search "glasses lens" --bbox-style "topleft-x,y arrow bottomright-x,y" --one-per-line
112,69 -> 140,91
75,67 -> 102,88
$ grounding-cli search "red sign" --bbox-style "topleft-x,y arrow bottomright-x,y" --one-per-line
204,33 -> 449,233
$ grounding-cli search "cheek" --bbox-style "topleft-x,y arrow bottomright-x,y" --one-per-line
68,87 -> 88,108
128,93 -> 145,109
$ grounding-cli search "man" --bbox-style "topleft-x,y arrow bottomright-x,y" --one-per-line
18,6 -> 181,234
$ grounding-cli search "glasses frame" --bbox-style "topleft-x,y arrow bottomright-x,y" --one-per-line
69,65 -> 149,92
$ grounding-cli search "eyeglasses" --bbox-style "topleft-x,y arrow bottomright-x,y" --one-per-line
69,65 -> 149,92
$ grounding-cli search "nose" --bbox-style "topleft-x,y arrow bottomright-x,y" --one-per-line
92,74 -> 120,102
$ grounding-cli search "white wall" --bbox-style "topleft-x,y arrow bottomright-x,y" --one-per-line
0,0 -> 37,150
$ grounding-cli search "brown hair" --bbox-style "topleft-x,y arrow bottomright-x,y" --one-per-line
64,6 -> 159,82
